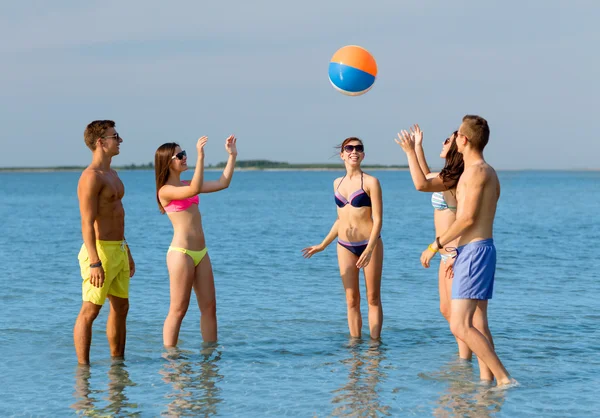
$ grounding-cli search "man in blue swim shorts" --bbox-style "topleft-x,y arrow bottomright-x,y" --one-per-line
420,115 -> 513,387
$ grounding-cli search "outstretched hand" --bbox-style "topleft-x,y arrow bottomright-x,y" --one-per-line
395,130 -> 415,153
410,124 -> 423,146
302,244 -> 324,258
225,135 -> 237,156
197,136 -> 208,156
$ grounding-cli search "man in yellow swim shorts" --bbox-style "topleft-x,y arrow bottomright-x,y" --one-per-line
74,120 -> 135,365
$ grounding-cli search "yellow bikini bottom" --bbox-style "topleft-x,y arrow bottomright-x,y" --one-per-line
168,246 -> 207,267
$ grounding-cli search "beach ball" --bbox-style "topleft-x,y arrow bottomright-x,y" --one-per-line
328,45 -> 378,96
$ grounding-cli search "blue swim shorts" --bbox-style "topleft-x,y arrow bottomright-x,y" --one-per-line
452,239 -> 496,300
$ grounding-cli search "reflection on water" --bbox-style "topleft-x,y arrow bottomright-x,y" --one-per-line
426,359 -> 506,418
71,360 -> 138,416
331,338 -> 391,417
160,344 -> 223,417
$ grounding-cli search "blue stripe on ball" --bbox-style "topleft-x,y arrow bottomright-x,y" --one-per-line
328,63 -> 376,94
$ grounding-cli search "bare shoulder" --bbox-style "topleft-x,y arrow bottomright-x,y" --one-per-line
463,162 -> 494,183
362,173 -> 381,191
333,176 -> 344,189
78,167 -> 104,187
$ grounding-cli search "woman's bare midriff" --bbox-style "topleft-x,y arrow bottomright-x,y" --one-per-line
166,206 -> 207,250
433,209 -> 458,254
338,207 -> 374,242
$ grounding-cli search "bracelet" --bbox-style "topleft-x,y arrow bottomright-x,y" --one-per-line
90,261 -> 103,268
436,237 -> 444,250
427,244 -> 438,254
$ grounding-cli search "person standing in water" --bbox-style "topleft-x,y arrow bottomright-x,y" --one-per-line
154,134 -> 237,347
417,115 -> 513,386
395,124 -> 472,361
303,137 -> 384,339
74,120 -> 135,365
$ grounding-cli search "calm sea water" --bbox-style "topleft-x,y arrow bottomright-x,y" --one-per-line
0,170 -> 599,417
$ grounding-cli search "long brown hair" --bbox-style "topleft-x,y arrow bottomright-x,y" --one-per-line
154,142 -> 179,214
439,131 -> 464,189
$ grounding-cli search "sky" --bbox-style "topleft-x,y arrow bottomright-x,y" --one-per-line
0,0 -> 598,170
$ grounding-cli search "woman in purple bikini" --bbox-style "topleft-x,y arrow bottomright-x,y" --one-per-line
302,137 -> 384,339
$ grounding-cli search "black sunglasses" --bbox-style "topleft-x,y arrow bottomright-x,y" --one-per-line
171,150 -> 187,160
102,133 -> 121,141
443,137 -> 451,145
343,144 -> 364,153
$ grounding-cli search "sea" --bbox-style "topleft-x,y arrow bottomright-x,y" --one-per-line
0,170 -> 598,417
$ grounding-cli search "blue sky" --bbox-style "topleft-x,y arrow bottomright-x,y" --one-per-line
1,1 -> 598,169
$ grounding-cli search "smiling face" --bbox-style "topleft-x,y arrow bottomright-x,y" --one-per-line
95,127 -> 123,157
169,146 -> 188,173
440,131 -> 457,159
340,138 -> 365,167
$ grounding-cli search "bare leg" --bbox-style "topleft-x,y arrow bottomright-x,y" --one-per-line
163,251 -> 195,347
106,295 -> 129,359
192,254 -> 217,342
438,262 -> 472,360
472,301 -> 494,381
74,302 -> 102,365
337,244 -> 362,338
450,299 -> 510,385
363,239 -> 384,339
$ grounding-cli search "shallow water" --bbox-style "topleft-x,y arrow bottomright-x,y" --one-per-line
0,170 -> 598,416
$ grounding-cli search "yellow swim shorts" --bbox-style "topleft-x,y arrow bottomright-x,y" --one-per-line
78,240 -> 130,305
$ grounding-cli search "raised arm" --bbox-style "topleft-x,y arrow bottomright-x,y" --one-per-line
396,130 -> 447,192
201,135 -> 238,193
77,171 -> 104,287
411,124 -> 432,176
159,136 -> 207,202
356,176 -> 382,268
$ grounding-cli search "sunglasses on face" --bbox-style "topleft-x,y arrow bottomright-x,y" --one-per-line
102,133 -> 121,141
171,150 -> 187,160
443,137 -> 451,145
343,144 -> 364,153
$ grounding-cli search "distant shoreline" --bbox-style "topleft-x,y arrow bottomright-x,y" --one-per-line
0,166 -> 410,173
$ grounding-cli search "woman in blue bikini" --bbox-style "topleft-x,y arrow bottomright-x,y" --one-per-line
302,137 -> 384,339
154,134 -> 237,348
396,125 -> 471,360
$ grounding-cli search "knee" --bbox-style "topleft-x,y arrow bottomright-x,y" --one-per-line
200,299 -> 217,317
367,292 -> 381,307
345,291 -> 360,310
450,320 -> 466,340
111,301 -> 129,317
169,303 -> 189,321
440,304 -> 451,322
79,304 -> 101,323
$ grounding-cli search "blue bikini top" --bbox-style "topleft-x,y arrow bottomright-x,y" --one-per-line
335,173 -> 372,208
431,191 -> 456,211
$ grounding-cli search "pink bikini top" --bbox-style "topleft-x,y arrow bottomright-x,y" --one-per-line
163,181 -> 199,213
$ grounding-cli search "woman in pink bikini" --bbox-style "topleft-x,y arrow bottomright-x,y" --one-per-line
154,135 -> 237,347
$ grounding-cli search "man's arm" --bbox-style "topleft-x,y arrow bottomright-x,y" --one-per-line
77,171 -> 103,264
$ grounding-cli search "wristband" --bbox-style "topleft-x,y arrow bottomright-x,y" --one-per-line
436,237 -> 444,251
90,261 -> 103,268
427,244 -> 438,254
